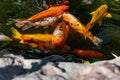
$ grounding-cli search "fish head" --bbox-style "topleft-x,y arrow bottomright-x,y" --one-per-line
90,4 -> 108,16
98,4 -> 108,14
101,4 -> 108,9
61,5 -> 69,11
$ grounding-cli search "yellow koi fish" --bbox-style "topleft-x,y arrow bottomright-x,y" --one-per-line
11,27 -> 52,43
85,4 -> 112,31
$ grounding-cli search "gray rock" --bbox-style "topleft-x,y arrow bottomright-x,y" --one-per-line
0,49 -> 120,80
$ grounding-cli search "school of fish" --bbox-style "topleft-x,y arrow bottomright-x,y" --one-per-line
0,3 -> 112,60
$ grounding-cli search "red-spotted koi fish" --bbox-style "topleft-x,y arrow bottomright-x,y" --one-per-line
74,49 -> 103,58
85,4 -> 112,31
52,21 -> 69,46
63,12 -> 102,46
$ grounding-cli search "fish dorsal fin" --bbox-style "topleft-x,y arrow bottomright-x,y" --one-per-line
106,13 -> 112,18
90,11 -> 96,15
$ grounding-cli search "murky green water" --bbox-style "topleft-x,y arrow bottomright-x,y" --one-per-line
0,0 -> 120,62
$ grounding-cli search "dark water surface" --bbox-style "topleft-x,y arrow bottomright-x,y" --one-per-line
0,0 -> 120,62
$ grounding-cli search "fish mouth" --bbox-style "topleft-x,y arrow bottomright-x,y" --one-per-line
102,4 -> 108,9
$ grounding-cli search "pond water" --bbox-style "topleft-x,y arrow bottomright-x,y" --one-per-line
0,0 -> 120,62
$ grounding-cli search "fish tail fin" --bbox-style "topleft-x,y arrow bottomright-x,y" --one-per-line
21,24 -> 32,31
93,36 -> 103,46
15,19 -> 25,28
0,35 -> 12,41
85,23 -> 94,31
11,27 -> 22,41
106,13 -> 112,18
15,19 -> 32,30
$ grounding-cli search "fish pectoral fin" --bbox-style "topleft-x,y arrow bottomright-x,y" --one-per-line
22,24 -> 32,31
20,40 -> 24,43
106,13 -> 112,18
85,23 -> 94,31
97,18 -> 103,26
93,36 -> 103,46
90,11 -> 96,15
84,35 -> 87,40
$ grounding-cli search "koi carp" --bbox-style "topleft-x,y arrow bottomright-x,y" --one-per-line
19,16 -> 59,31
18,35 -> 51,50
22,36 -> 51,50
85,4 -> 112,31
62,12 -> 102,46
11,27 -> 52,43
15,5 -> 69,29
28,5 -> 69,22
11,26 -> 69,47
74,49 -> 103,58
11,27 -> 70,50
52,21 -> 69,46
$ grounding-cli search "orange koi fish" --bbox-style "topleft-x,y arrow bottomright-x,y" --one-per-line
74,49 -> 103,58
63,12 -> 102,46
85,4 -> 112,31
16,5 -> 69,28
52,21 -> 69,46
28,5 -> 69,22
